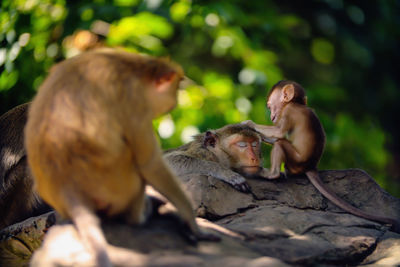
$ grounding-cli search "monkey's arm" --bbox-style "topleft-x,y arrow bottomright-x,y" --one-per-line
253,124 -> 286,139
242,120 -> 288,140
163,153 -> 250,193
132,131 -> 219,241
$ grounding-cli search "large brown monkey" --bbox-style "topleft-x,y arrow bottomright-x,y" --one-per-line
244,80 -> 400,232
25,49 -> 218,267
0,103 -> 50,229
164,123 -> 270,193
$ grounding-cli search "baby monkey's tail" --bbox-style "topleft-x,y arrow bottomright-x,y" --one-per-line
306,170 -> 400,233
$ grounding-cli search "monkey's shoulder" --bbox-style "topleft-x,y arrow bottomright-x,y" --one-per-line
0,103 -> 29,132
0,103 -> 28,158
164,142 -> 191,154
284,104 -> 325,145
165,142 -> 218,163
0,104 -> 29,186
284,104 -> 318,122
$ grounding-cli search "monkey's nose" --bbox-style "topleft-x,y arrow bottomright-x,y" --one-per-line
251,157 -> 259,164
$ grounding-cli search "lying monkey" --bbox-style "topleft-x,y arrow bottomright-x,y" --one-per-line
243,80 -> 400,232
164,123 -> 270,193
0,103 -> 50,229
25,48 -> 218,267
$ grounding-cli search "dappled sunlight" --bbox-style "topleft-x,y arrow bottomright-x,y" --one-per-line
158,115 -> 175,139
311,38 -> 335,65
180,125 -> 200,143
108,12 -> 173,54
235,97 -> 252,115
31,225 -> 95,266
290,234 -> 312,242
1,148 -> 21,184
205,13 -> 220,27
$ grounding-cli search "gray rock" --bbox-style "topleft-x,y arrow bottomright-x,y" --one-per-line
1,169 -> 400,266
181,173 -> 255,218
218,205 -> 385,265
361,231 -> 400,266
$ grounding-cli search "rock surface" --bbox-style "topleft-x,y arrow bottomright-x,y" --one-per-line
1,169 -> 400,266
0,211 -> 56,267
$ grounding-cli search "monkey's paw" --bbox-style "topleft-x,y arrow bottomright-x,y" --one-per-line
228,174 -> 251,193
241,120 -> 256,128
233,181 -> 251,193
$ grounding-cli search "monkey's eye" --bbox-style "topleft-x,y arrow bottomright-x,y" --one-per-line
251,141 -> 258,147
237,141 -> 247,148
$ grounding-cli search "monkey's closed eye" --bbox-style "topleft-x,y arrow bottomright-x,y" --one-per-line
251,141 -> 258,147
237,142 -> 247,148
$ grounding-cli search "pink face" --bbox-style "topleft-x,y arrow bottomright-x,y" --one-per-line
267,89 -> 284,123
227,135 -> 261,174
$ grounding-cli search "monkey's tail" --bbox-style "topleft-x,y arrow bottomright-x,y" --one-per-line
67,195 -> 112,267
305,170 -> 400,233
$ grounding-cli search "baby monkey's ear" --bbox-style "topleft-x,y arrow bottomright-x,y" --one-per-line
282,84 -> 295,103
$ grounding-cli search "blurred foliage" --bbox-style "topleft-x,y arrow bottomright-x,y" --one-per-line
1,0 -> 400,195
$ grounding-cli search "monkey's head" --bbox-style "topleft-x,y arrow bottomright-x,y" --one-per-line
202,124 -> 263,176
267,80 -> 307,123
143,58 -> 184,118
49,49 -> 184,119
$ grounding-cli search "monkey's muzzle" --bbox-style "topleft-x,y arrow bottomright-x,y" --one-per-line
241,166 -> 262,175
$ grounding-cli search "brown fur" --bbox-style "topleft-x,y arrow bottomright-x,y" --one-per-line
25,48 -> 218,266
0,103 -> 50,229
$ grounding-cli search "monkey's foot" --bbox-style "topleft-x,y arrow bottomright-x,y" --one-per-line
266,171 -> 282,179
258,168 -> 281,180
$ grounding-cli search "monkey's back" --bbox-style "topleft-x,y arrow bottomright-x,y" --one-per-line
0,103 -> 43,228
285,103 -> 325,168
0,103 -> 28,180
25,51 -> 145,218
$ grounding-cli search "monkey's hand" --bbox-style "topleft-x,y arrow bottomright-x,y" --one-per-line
241,120 -> 256,129
225,173 -> 251,193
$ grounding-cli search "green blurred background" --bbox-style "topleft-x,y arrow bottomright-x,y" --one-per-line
1,0 -> 400,196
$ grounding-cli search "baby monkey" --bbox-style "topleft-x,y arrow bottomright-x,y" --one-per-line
244,80 -> 400,232
25,49 -> 218,267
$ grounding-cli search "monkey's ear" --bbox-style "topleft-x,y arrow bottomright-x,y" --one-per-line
203,131 -> 218,148
155,72 -> 178,92
282,84 -> 295,103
